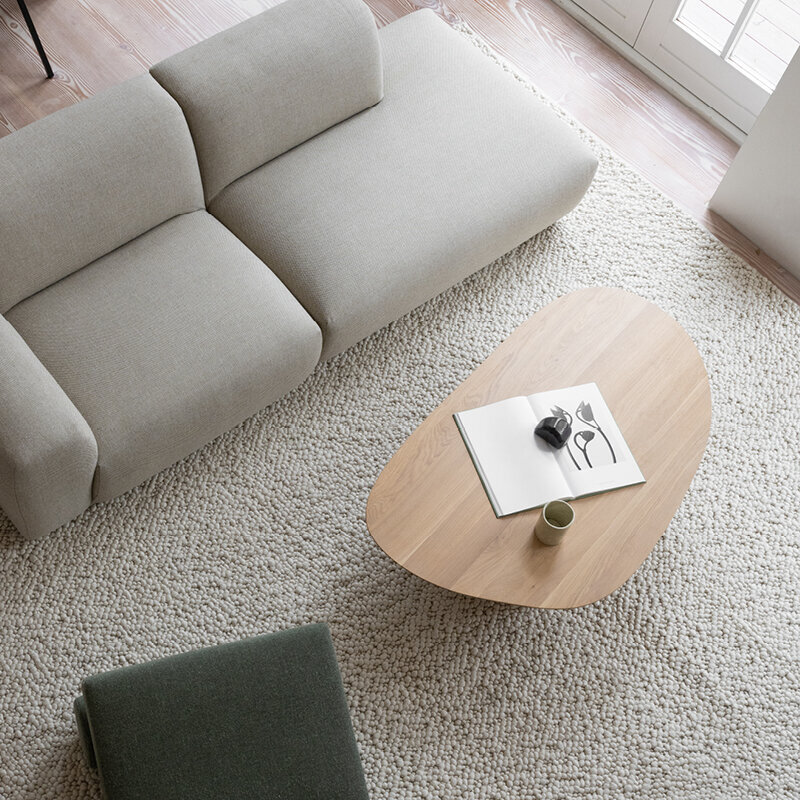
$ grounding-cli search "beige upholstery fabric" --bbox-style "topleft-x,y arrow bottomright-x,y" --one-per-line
0,74 -> 203,314
0,316 -> 97,540
7,211 -> 321,503
150,0 -> 383,203
210,10 -> 598,359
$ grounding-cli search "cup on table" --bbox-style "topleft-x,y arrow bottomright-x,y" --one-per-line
534,500 -> 575,546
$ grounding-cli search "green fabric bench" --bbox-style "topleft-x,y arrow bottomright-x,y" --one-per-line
74,623 -> 369,799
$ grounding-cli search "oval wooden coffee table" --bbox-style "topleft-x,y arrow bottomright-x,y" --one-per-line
366,288 -> 711,608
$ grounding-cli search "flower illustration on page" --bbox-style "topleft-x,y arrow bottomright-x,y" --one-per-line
576,401 -> 617,465
551,405 -> 581,471
552,400 -> 617,470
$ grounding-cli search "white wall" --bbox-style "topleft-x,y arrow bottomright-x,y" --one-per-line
709,49 -> 800,279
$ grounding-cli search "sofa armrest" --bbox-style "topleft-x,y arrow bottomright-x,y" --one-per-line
0,316 -> 97,540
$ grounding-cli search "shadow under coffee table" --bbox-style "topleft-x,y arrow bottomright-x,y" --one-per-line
366,288 -> 711,609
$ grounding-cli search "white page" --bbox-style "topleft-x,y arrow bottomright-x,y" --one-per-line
528,383 -> 644,498
454,397 -> 571,516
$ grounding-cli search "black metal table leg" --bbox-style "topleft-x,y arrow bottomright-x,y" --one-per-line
16,0 -> 54,78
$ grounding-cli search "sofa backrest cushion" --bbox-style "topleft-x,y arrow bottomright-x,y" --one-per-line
0,74 -> 204,315
149,0 -> 383,204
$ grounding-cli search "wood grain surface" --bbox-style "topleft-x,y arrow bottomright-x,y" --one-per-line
366,288 -> 712,608
1,0 -> 797,303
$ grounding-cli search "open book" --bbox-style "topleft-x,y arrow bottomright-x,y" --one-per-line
453,383 -> 645,517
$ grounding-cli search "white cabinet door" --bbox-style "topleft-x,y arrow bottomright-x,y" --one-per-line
574,0 -> 655,44
634,0 -> 794,131
572,0 -> 800,134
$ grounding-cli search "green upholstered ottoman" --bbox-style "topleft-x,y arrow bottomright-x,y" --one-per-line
74,624 -> 369,799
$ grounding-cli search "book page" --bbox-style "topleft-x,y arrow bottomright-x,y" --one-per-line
454,397 -> 571,517
527,383 -> 645,498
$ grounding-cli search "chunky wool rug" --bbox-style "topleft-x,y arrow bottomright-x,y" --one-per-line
1,29 -> 798,800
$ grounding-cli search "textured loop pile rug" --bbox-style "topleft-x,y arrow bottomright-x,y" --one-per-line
1,29 -> 798,800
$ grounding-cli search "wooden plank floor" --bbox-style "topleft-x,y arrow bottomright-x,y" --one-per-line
2,0 -> 798,303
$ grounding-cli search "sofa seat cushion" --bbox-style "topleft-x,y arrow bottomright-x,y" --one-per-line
0,73 -> 204,314
209,10 -> 597,360
6,211 -> 321,502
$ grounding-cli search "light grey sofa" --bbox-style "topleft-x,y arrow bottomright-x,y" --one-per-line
0,0 -> 597,540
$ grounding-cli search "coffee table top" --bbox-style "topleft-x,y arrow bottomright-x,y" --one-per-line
366,288 -> 711,608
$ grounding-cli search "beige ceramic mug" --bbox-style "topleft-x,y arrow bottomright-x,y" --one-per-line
534,499 -> 575,546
